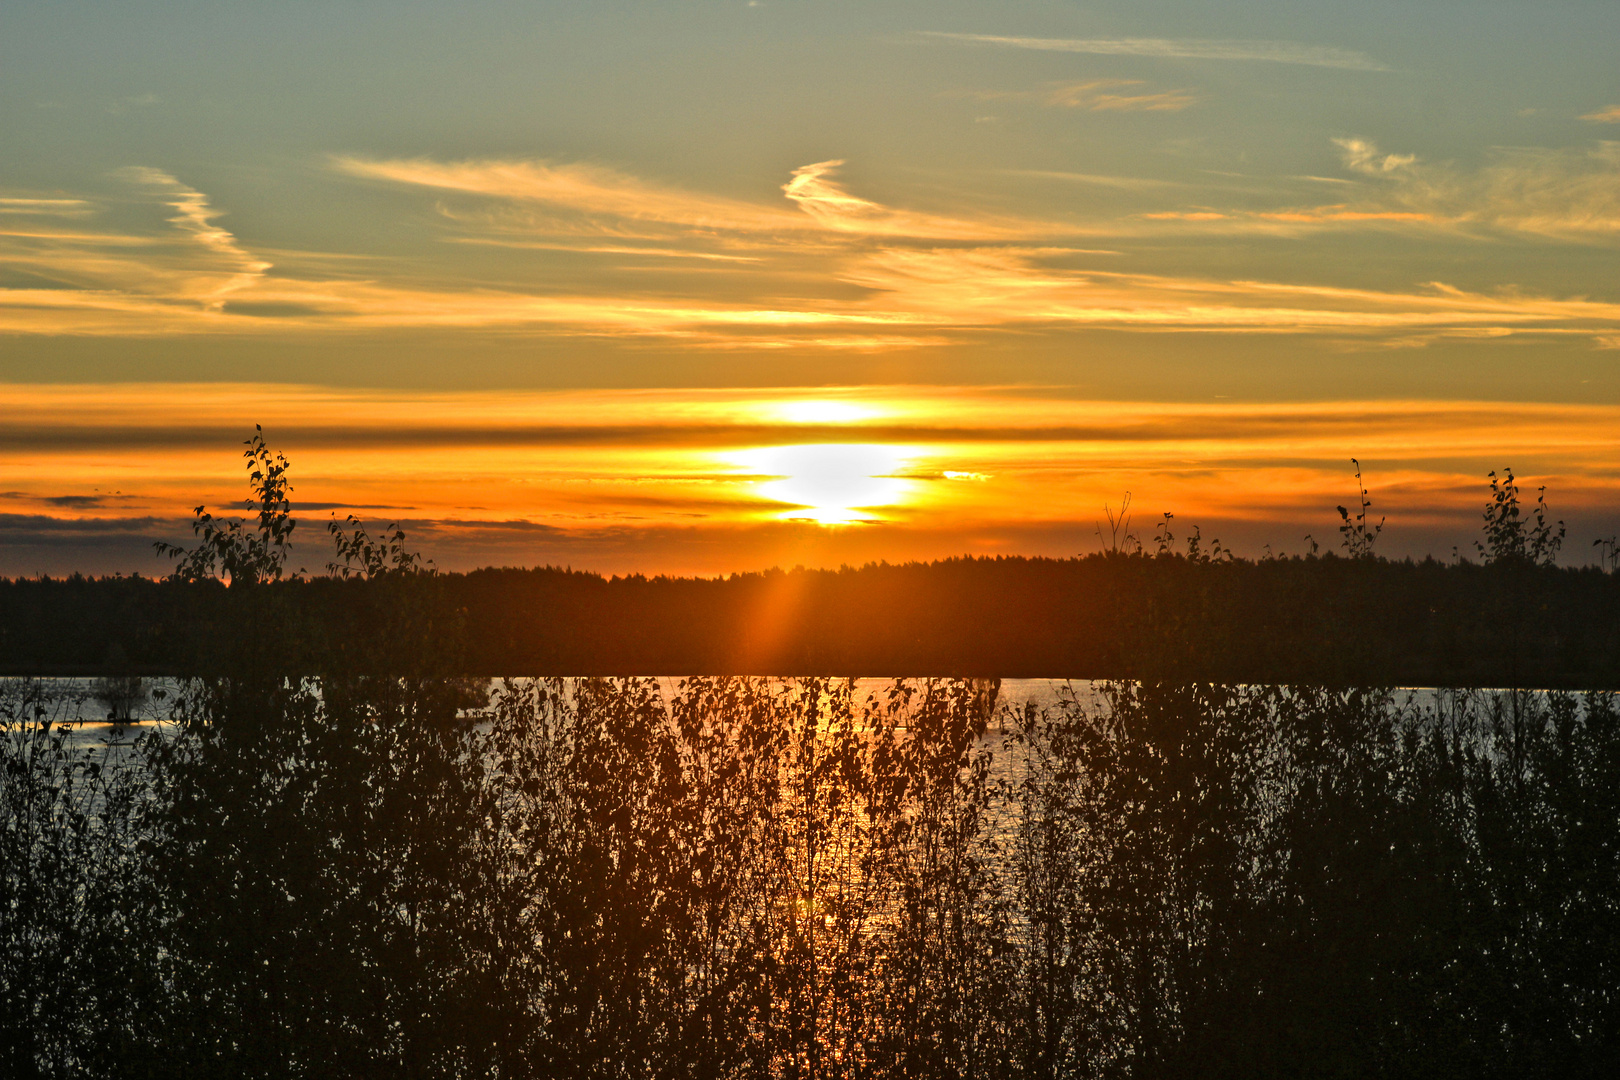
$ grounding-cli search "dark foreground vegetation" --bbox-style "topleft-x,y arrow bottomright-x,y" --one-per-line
3,435 -> 1619,1077
7,674 -> 1620,1078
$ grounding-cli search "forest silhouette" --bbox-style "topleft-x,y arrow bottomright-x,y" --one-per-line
3,431 -> 1619,1078
10,550 -> 1620,685
4,446 -> 1619,689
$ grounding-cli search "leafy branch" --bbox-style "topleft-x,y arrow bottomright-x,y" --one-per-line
327,516 -> 433,580
1477,468 -> 1564,567
154,425 -> 297,585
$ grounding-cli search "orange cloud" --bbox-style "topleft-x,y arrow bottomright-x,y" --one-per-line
6,383 -> 1619,574
780,160 -> 1034,240
3,234 -> 1615,346
333,155 -> 803,235
1257,206 -> 1435,223
3,154 -> 1617,348
833,246 -> 1620,339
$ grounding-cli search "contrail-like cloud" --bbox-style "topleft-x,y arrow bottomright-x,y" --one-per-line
920,32 -> 1388,71
972,79 -> 1196,112
112,166 -> 271,308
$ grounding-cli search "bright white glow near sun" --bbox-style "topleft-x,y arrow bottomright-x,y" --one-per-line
772,400 -> 876,425
730,443 -> 911,524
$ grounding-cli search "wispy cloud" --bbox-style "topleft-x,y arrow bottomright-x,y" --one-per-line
780,160 -> 1031,239
1045,80 -> 1195,111
1333,137 -> 1416,175
1581,105 -> 1620,124
7,383 -> 1611,457
4,152 -> 1615,349
0,170 -> 308,332
1137,137 -> 1620,242
339,155 -> 1041,243
920,32 -> 1388,71
1256,206 -> 1434,224
104,167 -> 270,308
1329,138 -> 1620,239
0,513 -> 173,544
447,238 -> 763,262
975,79 -> 1195,112
334,156 -> 804,235
0,198 -> 94,217
41,493 -> 137,509
1001,169 -> 1181,191
832,245 -> 1620,341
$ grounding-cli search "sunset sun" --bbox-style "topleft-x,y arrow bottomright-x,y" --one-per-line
732,443 -> 913,525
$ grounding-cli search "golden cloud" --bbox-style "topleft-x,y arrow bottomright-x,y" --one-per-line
2,152 -> 1616,348
1135,138 -> 1620,241
6,383 -> 1618,570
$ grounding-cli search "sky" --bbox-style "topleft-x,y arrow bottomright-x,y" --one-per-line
3,0 -> 1619,576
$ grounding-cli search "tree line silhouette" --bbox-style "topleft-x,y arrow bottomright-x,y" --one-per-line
4,541 -> 1617,687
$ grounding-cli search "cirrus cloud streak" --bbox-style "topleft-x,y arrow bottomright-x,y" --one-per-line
1,152 -> 1617,350
919,32 -> 1388,71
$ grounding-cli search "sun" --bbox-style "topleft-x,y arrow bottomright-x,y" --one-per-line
770,399 -> 876,425
731,443 -> 912,524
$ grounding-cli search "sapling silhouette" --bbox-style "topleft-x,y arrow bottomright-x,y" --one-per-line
1095,493 -> 1137,555
327,514 -> 434,579
1470,470 -> 1567,691
1183,524 -> 1231,563
1477,468 -> 1565,566
1594,536 -> 1619,574
1336,458 -> 1384,559
1153,512 -> 1175,556
154,425 -> 299,585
